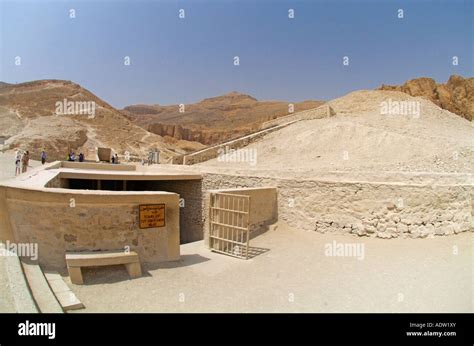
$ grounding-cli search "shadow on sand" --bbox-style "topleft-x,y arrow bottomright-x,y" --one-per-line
75,254 -> 211,285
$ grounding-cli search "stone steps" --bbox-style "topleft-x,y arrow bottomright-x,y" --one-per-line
21,260 -> 63,313
44,271 -> 84,311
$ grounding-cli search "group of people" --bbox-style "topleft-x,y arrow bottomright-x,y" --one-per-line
68,150 -> 85,162
111,153 -> 119,164
14,148 -> 88,176
14,149 -> 47,176
13,148 -> 129,176
14,150 -> 30,176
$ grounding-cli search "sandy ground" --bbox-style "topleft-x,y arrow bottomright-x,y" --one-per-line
0,152 -> 41,181
67,223 -> 473,313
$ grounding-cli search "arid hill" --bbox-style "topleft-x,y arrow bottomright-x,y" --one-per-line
0,80 -> 204,161
379,75 -> 473,121
122,92 -> 324,145
200,90 -> 474,174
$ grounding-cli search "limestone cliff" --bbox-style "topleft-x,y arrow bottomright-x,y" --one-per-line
379,75 -> 473,121
122,92 -> 325,145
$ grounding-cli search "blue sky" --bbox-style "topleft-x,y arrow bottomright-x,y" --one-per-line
0,0 -> 472,108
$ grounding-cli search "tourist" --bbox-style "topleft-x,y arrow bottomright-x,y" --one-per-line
41,150 -> 47,165
79,152 -> 84,162
111,155 -> 115,164
114,153 -> 119,164
15,151 -> 22,176
68,151 -> 75,161
22,151 -> 29,173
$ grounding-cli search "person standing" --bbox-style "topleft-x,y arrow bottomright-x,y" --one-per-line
15,151 -> 22,176
21,151 -> 29,173
41,150 -> 47,165
68,150 -> 75,162
78,152 -> 84,162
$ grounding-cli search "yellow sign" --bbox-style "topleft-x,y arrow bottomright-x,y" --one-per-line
139,204 -> 165,229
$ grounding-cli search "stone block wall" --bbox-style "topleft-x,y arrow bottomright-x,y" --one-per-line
202,173 -> 473,239
137,180 -> 203,243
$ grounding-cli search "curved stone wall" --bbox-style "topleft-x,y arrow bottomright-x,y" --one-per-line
1,186 -> 180,269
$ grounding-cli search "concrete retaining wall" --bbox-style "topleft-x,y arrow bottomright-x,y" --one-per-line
259,104 -> 333,130
60,161 -> 135,171
182,121 -> 298,166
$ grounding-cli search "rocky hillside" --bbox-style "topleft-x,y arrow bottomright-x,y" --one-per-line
122,92 -> 325,145
0,80 -> 204,161
379,75 -> 473,121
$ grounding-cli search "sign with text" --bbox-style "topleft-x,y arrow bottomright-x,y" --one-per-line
139,204 -> 165,229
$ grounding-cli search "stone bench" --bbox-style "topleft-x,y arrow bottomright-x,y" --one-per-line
65,250 -> 142,285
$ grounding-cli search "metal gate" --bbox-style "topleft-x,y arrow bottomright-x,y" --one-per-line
209,192 -> 250,259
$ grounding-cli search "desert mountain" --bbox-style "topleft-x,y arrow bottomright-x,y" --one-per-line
122,92 -> 325,145
379,75 -> 473,121
200,90 -> 474,174
0,80 -> 204,161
